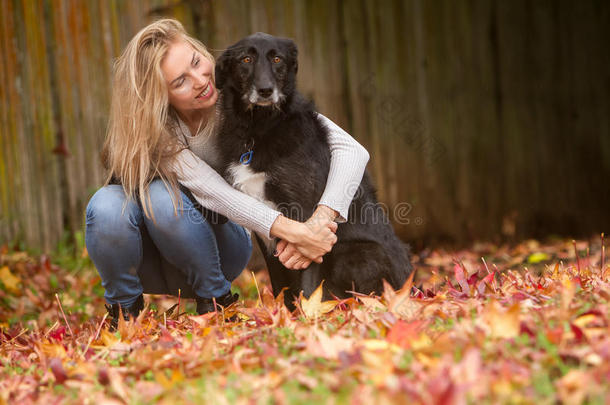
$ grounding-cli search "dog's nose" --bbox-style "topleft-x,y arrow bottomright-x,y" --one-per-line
257,87 -> 273,98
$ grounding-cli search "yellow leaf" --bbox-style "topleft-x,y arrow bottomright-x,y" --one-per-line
411,333 -> 433,351
155,369 -> 184,389
300,281 -> 337,318
527,252 -> 550,264
485,301 -> 521,339
561,278 -> 576,314
0,266 -> 21,294
100,329 -> 119,347
572,314 -> 596,328
362,339 -> 401,353
360,345 -> 394,386
358,296 -> 386,311
40,341 -> 67,359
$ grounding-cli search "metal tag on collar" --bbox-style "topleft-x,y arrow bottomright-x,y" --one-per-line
240,150 -> 253,165
240,139 -> 255,165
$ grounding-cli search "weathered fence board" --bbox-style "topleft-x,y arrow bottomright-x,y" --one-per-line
1,0 -> 609,252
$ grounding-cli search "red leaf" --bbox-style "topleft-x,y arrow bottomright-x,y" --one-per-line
570,324 -> 585,343
386,320 -> 426,348
49,358 -> 67,384
519,322 -> 536,338
546,327 -> 563,345
453,261 -> 470,294
49,326 -> 67,342
98,367 -> 110,385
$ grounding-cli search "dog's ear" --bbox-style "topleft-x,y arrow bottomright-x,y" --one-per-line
214,49 -> 233,90
281,38 -> 298,74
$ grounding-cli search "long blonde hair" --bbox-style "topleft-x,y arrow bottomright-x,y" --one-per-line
101,18 -> 216,221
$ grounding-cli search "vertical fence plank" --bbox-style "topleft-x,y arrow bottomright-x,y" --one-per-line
1,0 -> 609,250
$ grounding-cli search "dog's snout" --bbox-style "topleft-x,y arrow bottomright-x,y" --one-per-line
257,87 -> 273,98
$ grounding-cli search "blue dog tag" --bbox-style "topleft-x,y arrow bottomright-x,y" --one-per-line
240,150 -> 253,165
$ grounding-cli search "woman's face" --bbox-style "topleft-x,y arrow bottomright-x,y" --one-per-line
161,39 -> 218,113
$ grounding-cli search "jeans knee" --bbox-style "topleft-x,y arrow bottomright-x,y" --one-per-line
244,233 -> 253,260
146,179 -> 199,229
86,185 -> 142,230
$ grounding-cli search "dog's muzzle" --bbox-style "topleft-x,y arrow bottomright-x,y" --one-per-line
244,85 -> 285,107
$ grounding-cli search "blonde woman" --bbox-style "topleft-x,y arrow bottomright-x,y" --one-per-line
85,19 -> 369,328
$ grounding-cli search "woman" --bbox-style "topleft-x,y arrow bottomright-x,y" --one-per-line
85,19 -> 369,328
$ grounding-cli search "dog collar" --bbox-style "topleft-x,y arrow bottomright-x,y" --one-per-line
239,138 -> 255,165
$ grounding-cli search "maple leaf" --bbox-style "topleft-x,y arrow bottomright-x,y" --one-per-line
453,260 -> 471,294
358,296 -> 387,311
300,281 -> 338,319
386,319 -> 427,348
385,272 -> 421,320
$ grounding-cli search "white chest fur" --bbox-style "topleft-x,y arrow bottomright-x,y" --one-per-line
228,163 -> 277,251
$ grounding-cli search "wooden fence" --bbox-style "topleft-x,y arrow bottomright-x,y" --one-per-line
1,0 -> 609,252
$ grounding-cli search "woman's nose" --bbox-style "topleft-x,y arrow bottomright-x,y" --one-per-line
193,76 -> 206,90
192,71 -> 207,89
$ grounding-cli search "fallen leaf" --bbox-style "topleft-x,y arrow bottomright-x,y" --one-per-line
300,281 -> 338,318
0,266 -> 21,294
485,301 -> 521,339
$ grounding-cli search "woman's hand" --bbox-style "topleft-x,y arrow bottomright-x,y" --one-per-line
274,240 -> 312,270
271,205 -> 340,269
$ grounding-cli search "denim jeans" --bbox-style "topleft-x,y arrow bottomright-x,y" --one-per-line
85,178 -> 253,307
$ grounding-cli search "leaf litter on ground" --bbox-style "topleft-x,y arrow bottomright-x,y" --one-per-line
0,236 -> 609,404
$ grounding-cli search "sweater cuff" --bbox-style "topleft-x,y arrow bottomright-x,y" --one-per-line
218,198 -> 282,240
317,200 -> 348,223
258,210 -> 282,240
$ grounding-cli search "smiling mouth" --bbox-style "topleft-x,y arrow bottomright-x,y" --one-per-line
196,82 -> 212,99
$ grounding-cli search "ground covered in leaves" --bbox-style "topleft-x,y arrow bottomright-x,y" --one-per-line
1,236 -> 609,404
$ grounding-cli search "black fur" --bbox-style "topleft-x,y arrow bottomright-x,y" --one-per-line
215,33 -> 413,309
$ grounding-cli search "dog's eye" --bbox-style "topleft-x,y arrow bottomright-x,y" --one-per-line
242,56 -> 252,64
273,56 -> 281,64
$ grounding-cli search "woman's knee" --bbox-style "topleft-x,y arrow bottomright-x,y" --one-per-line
146,179 -> 199,229
86,185 -> 142,230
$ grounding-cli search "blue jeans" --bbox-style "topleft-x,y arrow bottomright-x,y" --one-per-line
85,179 -> 253,307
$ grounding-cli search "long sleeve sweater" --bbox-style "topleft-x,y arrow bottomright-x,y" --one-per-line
168,112 -> 370,240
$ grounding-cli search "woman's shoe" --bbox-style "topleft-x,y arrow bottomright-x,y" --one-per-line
105,294 -> 144,331
195,290 -> 239,315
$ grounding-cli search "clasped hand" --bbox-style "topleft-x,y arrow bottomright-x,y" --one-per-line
275,207 -> 338,270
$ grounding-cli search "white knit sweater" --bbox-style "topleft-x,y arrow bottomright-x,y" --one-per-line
168,112 -> 370,240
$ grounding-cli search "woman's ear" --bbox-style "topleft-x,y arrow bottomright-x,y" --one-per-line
214,50 -> 232,90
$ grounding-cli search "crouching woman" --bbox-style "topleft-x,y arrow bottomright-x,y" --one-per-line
84,19 -> 369,329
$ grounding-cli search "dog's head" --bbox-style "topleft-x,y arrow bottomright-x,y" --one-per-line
215,32 -> 298,108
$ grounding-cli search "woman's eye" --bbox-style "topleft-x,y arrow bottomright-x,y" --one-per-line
273,56 -> 281,63
176,78 -> 185,87
194,58 -> 200,66
242,56 -> 252,63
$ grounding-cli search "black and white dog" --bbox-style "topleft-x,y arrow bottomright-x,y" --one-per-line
215,33 -> 413,308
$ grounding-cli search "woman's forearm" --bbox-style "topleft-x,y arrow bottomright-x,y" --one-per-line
315,113 -> 370,222
269,214 -> 301,242
169,149 -> 282,239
